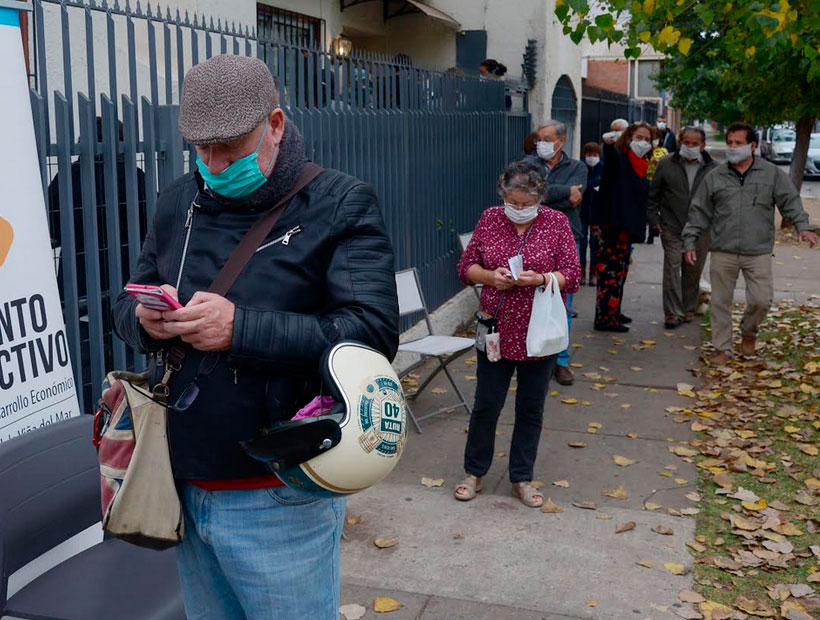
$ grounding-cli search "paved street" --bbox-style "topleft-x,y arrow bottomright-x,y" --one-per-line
340,242 -> 705,620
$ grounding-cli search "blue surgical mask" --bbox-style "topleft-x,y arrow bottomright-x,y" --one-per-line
196,125 -> 277,198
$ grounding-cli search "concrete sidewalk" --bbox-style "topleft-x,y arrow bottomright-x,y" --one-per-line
340,243 -> 706,620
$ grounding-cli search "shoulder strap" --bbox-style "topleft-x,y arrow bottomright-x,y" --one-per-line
208,162 -> 323,297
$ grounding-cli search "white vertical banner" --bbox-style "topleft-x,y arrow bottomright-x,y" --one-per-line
0,2 -> 82,443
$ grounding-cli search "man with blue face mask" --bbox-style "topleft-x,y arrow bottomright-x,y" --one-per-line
682,122 -> 818,365
112,54 -> 399,619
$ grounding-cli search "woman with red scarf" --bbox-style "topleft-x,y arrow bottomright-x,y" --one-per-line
592,122 -> 654,332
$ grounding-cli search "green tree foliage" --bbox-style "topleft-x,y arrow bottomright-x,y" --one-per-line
556,0 -> 820,188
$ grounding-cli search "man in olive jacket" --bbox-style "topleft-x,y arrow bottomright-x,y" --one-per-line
648,127 -> 716,328
682,122 -> 817,364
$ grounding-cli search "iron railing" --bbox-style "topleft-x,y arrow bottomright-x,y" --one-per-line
28,0 -> 531,410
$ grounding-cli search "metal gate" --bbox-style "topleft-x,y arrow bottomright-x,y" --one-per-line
26,0 -> 531,409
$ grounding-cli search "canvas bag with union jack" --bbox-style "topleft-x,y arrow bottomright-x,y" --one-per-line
94,370 -> 183,549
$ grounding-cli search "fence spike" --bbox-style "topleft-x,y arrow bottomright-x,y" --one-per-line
145,2 -> 152,18
230,20 -> 236,35
166,6 -> 171,21
175,7 -> 180,23
114,0 -> 121,11
183,9 -> 189,25
192,12 -> 199,27
209,16 -> 215,30
134,0 -> 141,16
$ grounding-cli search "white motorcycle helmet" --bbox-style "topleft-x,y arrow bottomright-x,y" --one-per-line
241,341 -> 408,497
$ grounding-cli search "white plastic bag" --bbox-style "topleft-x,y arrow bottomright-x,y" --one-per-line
526,273 -> 568,358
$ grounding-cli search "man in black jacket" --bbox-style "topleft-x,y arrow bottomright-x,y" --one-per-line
112,54 -> 399,620
648,126 -> 715,328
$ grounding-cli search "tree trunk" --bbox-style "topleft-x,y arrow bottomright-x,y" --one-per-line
783,116 -> 815,228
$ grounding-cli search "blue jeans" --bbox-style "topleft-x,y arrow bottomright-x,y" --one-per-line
176,483 -> 346,620
557,241 -> 580,368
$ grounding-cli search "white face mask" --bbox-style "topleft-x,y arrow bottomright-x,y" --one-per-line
679,145 -> 702,162
504,203 -> 539,225
536,140 -> 555,160
657,122 -> 667,130
726,144 -> 753,164
630,140 -> 652,158
585,156 -> 600,167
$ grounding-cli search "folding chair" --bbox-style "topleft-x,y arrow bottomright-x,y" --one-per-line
457,231 -> 482,301
395,268 -> 474,433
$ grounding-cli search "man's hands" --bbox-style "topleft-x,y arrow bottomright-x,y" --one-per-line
162,292 -> 236,351
135,286 -> 235,351
798,230 -> 819,247
136,284 -> 179,340
569,184 -> 583,207
684,250 -> 697,266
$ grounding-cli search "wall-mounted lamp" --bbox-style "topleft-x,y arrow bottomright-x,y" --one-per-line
332,35 -> 353,56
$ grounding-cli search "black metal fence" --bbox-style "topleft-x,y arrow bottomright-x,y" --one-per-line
27,0 -> 531,410
580,90 -> 658,147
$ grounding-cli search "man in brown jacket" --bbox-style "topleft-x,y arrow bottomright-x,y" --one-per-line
648,127 -> 716,328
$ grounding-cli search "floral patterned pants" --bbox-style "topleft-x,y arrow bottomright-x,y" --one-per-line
594,225 -> 631,328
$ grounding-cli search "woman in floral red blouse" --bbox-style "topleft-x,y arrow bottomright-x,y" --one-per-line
455,161 -> 580,508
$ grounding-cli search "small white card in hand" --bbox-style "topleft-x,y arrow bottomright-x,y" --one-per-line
508,254 -> 523,281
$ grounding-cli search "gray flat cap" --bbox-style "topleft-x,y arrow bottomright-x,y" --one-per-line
178,54 -> 277,145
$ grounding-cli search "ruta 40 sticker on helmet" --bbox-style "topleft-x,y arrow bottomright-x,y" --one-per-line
358,376 -> 406,458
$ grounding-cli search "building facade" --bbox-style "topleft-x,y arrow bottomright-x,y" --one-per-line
30,0 -> 584,156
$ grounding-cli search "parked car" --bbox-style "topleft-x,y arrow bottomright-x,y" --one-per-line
804,133 -> 820,179
760,126 -> 796,164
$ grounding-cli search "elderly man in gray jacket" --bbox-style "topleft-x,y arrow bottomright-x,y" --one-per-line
649,127 -> 716,329
523,120 -> 587,385
682,122 -> 818,365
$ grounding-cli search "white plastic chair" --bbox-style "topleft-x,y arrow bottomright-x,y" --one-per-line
396,268 -> 474,433
457,231 -> 482,301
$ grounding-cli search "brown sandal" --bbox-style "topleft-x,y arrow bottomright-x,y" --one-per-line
512,482 -> 544,508
454,475 -> 483,501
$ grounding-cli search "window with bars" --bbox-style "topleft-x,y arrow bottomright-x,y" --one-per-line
256,4 -> 325,48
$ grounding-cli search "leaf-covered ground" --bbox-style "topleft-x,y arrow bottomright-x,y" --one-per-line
679,302 -> 820,618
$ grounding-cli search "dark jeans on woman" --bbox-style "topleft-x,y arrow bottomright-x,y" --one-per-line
464,352 -> 556,483
579,214 -> 600,272
594,225 -> 631,328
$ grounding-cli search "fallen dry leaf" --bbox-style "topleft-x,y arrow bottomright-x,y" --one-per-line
553,479 -> 570,488
616,521 -> 636,533
347,516 -> 361,525
603,485 -> 628,500
541,498 -> 564,514
573,501 -> 597,510
669,445 -> 698,457
568,442 -> 587,448
678,589 -> 706,604
613,455 -> 638,467
586,600 -> 598,607
421,477 -> 444,488
374,538 -> 398,549
561,398 -> 579,405
644,502 -> 663,511
430,388 -> 447,395
373,597 -> 403,613
665,562 -> 688,575
677,382 -> 696,398
652,525 -> 674,536
636,558 -> 655,568
339,603 -> 367,620
700,600 -> 735,620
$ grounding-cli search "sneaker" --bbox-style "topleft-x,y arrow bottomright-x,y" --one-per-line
665,316 -> 682,329
740,334 -> 756,356
710,351 -> 732,366
594,324 -> 630,333
554,366 -> 574,386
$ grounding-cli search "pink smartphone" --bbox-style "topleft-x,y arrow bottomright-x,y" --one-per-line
124,284 -> 182,311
